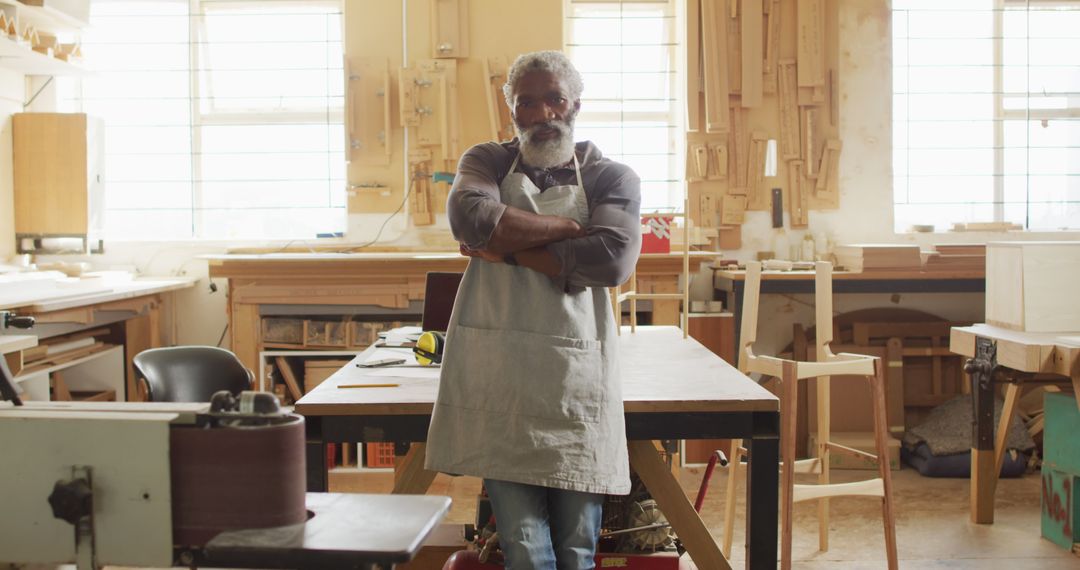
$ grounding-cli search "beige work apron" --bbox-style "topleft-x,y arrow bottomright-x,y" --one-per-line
424,152 -> 630,495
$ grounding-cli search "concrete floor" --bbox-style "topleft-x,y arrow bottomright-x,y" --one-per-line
328,465 -> 1077,569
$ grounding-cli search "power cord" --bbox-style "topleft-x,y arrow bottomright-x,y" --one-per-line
341,172 -> 420,252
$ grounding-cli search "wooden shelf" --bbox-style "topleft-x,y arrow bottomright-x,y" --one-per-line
0,0 -> 88,32
0,34 -> 85,75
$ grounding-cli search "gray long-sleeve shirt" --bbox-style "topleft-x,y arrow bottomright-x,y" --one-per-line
446,139 -> 642,289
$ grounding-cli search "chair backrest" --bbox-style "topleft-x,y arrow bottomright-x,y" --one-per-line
133,346 -> 252,402
737,260 -> 764,373
422,272 -> 463,333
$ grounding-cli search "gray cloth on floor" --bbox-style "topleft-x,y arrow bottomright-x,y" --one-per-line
902,394 -> 1036,456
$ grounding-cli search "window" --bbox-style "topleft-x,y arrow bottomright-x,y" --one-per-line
564,0 -> 684,212
893,0 -> 1080,232
65,0 -> 344,240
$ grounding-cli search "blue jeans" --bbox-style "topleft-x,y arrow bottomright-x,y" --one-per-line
483,478 -> 604,570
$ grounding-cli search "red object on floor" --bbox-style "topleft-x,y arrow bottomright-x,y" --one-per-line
441,549 -> 682,569
326,442 -> 337,470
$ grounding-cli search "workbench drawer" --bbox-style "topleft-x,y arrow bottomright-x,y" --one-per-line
262,318 -> 303,345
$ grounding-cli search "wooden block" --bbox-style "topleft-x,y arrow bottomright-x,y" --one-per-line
986,242 -> 1080,332
719,226 -> 742,250
398,67 -> 422,127
730,105 -> 748,189
275,356 -> 303,401
347,57 -> 392,166
699,192 -> 720,228
762,0 -> 781,94
727,4 -> 742,95
813,138 -> 841,208
802,107 -> 823,177
746,132 -> 768,210
409,161 -> 435,226
430,0 -> 468,58
416,59 -> 460,159
721,194 -> 747,225
828,68 -> 839,127
797,0 -> 825,92
482,57 -> 514,142
788,159 -> 808,227
693,143 -> 710,180
709,142 -> 729,179
687,0 -> 702,133
778,59 -> 800,160
51,371 -> 72,402
702,0 -> 731,133
740,0 -> 763,108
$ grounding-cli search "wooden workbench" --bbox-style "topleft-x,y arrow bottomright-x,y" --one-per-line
296,326 -> 780,570
206,252 -> 720,375
714,267 -> 986,355
950,324 -> 1080,525
0,277 -> 197,401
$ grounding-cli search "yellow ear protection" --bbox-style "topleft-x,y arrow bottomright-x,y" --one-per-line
413,331 -> 445,366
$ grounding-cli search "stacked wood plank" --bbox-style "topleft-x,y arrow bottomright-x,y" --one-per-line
19,327 -> 114,376
833,244 -> 922,272
923,243 -> 986,272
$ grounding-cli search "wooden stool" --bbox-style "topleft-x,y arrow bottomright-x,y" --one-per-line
721,261 -> 898,570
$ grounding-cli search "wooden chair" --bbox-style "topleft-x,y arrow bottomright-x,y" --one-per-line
611,195 -> 692,337
720,261 -> 898,570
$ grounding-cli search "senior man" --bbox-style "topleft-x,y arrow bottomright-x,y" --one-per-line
425,51 -> 642,569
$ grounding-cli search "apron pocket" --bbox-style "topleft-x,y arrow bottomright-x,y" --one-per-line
449,324 -> 604,423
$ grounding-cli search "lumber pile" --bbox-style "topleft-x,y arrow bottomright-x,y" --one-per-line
923,243 -> 986,272
20,327 -> 114,376
833,244 -> 922,272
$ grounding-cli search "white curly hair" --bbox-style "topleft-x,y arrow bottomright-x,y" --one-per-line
502,50 -> 584,109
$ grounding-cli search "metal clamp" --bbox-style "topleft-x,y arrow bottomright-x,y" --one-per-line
964,337 -> 1004,452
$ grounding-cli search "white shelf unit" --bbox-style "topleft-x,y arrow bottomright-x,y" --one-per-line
15,344 -> 124,401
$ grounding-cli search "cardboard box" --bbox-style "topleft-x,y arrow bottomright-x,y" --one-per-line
303,359 -> 350,393
808,431 -> 901,471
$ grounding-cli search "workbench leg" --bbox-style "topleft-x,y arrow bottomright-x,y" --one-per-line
970,367 -> 996,524
393,443 -> 439,495
629,440 -> 732,570
746,421 -> 779,570
993,381 -> 1024,493
231,302 -> 261,379
306,440 -> 328,492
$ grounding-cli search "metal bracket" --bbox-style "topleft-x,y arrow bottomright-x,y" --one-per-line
964,337 -> 1001,452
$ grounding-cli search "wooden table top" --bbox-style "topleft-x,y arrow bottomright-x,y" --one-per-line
203,493 -> 451,568
295,326 -> 777,417
0,277 -> 197,313
950,323 -> 1080,377
714,268 -> 985,281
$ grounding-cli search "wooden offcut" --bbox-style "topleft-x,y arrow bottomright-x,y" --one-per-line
702,0 -> 732,133
796,0 -> 826,103
762,0 -> 781,94
788,159 -> 808,227
778,59 -> 800,160
740,0 -> 763,108
482,57 -> 514,142
686,0 -> 702,132
746,132 -> 768,210
347,57 -> 392,166
730,105 -> 748,190
430,0 -> 468,58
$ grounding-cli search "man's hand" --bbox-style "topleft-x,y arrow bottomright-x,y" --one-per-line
460,244 -> 504,263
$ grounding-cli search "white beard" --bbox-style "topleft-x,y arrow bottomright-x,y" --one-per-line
517,116 -> 576,169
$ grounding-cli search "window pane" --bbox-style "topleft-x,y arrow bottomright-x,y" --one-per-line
73,1 -> 345,240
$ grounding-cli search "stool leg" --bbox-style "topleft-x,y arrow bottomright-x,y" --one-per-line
870,359 -> 899,570
781,362 -> 798,570
722,437 -> 742,556
816,373 -> 830,552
